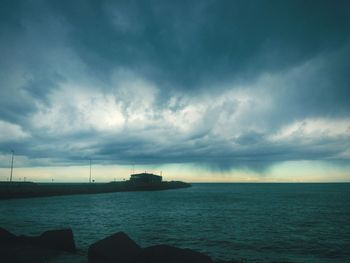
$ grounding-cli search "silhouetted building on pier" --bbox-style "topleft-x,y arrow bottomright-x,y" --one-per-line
129,173 -> 162,184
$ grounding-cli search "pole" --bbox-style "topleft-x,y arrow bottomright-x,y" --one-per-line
89,159 -> 92,183
10,150 -> 14,182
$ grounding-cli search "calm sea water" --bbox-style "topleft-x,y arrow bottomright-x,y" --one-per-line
0,183 -> 349,262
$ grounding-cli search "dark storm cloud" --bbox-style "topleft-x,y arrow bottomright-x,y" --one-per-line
47,0 -> 350,90
50,0 -> 350,117
0,0 -> 349,171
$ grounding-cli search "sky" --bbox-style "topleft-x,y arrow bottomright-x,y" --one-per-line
0,0 -> 350,182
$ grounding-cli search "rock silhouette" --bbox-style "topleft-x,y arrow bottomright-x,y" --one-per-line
88,232 -> 141,263
0,228 -> 230,263
0,228 -> 76,263
88,232 -> 213,263
38,229 -> 76,252
16,228 -> 76,252
0,227 -> 17,243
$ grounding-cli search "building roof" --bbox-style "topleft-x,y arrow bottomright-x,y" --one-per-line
130,173 -> 161,177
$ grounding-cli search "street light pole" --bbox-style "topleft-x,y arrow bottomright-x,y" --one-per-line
89,159 -> 92,183
10,150 -> 14,182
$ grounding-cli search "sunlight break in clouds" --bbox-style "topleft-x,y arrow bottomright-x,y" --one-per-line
270,118 -> 350,142
32,84 -> 125,135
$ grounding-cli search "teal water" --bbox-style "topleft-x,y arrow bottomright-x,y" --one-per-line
0,183 -> 349,262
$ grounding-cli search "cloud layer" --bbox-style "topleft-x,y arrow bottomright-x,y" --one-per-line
0,0 -> 350,172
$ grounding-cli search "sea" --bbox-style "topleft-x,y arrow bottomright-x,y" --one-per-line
0,183 -> 349,263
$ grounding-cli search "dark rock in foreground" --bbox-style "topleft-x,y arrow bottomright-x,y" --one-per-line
16,229 -> 76,253
88,232 -> 213,263
0,228 -> 76,263
39,229 -> 76,252
1,228 -> 233,263
88,232 -> 141,263
0,227 -> 17,243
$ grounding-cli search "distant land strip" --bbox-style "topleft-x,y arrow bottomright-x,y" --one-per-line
0,180 -> 191,200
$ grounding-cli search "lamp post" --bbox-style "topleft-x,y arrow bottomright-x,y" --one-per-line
89,159 -> 92,183
10,150 -> 14,182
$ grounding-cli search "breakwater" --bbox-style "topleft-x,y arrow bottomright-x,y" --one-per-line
0,181 -> 191,199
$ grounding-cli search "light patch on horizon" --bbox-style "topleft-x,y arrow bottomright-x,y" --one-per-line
267,161 -> 350,182
0,161 -> 349,183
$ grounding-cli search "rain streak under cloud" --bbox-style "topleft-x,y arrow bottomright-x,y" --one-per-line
0,0 -> 350,181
